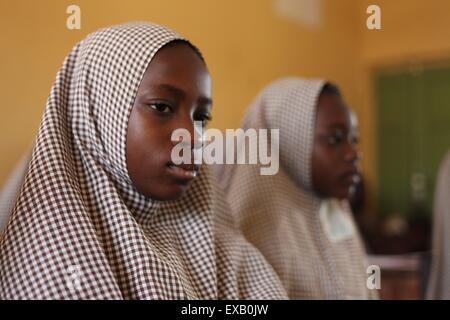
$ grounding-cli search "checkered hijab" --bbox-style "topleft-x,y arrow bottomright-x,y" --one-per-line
0,149 -> 32,234
427,150 -> 450,300
219,78 -> 376,299
0,22 -> 287,300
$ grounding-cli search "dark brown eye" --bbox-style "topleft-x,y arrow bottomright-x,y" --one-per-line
148,103 -> 172,113
328,131 -> 344,146
195,112 -> 212,126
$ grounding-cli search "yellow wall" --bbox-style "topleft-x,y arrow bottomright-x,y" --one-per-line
0,0 -> 358,187
3,0 -> 450,215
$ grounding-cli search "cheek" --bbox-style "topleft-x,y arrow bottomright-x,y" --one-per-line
126,109 -> 169,179
127,129 -> 168,172
125,106 -> 198,201
126,125 -> 177,200
312,146 -> 332,173
312,147 -> 340,192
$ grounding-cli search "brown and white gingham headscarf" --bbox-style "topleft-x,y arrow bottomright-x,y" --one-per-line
427,150 -> 450,300
218,78 -> 376,299
0,22 -> 287,300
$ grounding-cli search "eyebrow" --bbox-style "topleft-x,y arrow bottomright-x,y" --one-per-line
142,83 -> 212,107
156,83 -> 186,99
324,123 -> 348,131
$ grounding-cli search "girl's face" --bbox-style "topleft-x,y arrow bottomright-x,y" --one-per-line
311,93 -> 360,199
126,42 -> 212,201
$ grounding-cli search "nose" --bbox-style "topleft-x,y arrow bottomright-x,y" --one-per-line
186,117 -> 203,150
171,113 -> 204,165
171,114 -> 203,149
344,141 -> 359,164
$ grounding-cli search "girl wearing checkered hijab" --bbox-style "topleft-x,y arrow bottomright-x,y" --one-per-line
427,150 -> 450,300
218,78 -> 376,299
0,22 -> 287,299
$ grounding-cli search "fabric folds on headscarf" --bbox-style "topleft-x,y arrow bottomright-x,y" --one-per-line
427,150 -> 450,300
0,22 -> 287,300
218,78 -> 376,299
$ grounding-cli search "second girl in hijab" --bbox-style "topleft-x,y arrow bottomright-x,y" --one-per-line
218,78 -> 377,299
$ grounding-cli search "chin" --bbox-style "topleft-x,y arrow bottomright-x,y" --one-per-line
340,190 -> 353,200
328,188 -> 350,200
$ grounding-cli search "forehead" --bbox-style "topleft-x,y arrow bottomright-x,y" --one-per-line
139,43 -> 210,92
315,94 -> 350,129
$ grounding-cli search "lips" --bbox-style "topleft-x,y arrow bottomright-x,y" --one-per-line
167,162 -> 200,181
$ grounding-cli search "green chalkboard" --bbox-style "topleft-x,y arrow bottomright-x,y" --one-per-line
376,65 -> 450,220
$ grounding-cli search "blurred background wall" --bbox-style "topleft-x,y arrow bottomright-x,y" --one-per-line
1,0 -> 450,221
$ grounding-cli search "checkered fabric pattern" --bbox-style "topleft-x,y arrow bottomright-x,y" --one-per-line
427,150 -> 450,299
0,149 -> 32,234
0,22 -> 287,300
218,78 -> 376,299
